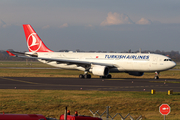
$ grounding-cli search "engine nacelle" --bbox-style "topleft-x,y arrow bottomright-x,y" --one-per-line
90,65 -> 109,76
128,72 -> 144,76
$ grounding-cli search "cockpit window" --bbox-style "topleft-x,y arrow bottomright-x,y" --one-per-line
164,59 -> 172,61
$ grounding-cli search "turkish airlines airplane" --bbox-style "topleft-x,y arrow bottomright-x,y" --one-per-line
6,24 -> 176,79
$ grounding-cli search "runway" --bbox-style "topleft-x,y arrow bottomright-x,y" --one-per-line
0,77 -> 180,92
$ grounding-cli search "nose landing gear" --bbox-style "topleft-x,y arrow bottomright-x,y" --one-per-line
154,72 -> 159,79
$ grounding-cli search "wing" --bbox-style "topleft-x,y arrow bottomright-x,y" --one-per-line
6,51 -> 115,68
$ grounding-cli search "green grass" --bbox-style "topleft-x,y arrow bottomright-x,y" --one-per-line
174,62 -> 180,69
0,61 -> 54,68
0,90 -> 180,120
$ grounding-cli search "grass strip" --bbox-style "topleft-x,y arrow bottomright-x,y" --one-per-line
0,90 -> 180,120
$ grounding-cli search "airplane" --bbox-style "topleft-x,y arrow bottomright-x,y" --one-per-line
6,24 -> 176,79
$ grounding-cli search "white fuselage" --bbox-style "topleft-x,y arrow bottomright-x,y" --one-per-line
27,52 -> 176,73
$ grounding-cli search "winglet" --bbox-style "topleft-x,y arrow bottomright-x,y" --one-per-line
6,51 -> 16,57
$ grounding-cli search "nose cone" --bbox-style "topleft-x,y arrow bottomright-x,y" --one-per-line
169,61 -> 176,69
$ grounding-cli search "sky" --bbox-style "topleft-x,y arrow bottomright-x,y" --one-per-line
0,0 -> 180,52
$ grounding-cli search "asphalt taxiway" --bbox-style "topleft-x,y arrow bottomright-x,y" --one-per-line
0,77 -> 179,92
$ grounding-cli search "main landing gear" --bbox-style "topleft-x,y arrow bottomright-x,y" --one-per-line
79,74 -> 91,79
79,71 -> 91,79
100,74 -> 112,79
154,71 -> 159,79
79,73 -> 112,79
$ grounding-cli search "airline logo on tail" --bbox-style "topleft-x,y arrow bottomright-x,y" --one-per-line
27,33 -> 42,52
23,24 -> 53,52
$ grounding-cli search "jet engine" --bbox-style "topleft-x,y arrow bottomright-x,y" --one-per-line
128,72 -> 144,76
90,65 -> 109,76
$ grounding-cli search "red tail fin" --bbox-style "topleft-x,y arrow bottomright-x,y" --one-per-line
23,24 -> 53,52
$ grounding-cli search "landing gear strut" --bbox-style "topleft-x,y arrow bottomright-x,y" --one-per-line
154,72 -> 159,79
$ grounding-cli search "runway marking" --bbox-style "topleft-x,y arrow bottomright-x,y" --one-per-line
0,77 -> 171,90
41,83 -> 114,88
107,79 -> 125,80
150,81 -> 180,84
0,77 -> 115,88
1,77 -> 39,85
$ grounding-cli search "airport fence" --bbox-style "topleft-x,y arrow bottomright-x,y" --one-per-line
89,106 -> 142,120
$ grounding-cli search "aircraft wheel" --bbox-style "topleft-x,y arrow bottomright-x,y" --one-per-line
88,74 -> 91,78
79,74 -> 84,79
85,74 -> 91,79
107,74 -> 112,78
100,76 -> 106,79
154,76 -> 159,79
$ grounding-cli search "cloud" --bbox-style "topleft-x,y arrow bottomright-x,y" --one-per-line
59,23 -> 68,28
88,24 -> 93,27
136,18 -> 152,25
42,25 -> 50,29
100,12 -> 133,26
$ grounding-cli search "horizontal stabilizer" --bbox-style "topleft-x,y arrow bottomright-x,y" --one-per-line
6,51 -> 16,57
